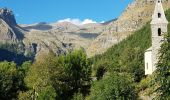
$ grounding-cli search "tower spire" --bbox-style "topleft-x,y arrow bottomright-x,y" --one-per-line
145,0 -> 169,75
151,0 -> 168,24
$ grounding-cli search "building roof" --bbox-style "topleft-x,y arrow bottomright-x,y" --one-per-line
151,0 -> 169,24
145,47 -> 152,52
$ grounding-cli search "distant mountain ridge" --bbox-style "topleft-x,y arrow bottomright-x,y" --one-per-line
0,0 -> 169,60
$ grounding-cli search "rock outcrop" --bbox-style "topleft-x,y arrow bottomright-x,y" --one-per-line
0,8 -> 17,26
86,0 -> 170,57
0,0 -> 169,58
0,8 -> 24,43
21,22 -> 104,58
0,18 -> 17,43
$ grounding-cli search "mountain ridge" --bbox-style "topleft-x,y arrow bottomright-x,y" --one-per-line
86,0 -> 170,57
0,0 -> 169,60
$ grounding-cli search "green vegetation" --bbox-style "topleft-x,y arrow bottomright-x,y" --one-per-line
0,8 -> 169,100
89,73 -> 136,100
18,49 -> 91,100
88,9 -> 170,100
0,61 -> 27,99
149,9 -> 170,99
87,22 -> 151,99
0,42 -> 32,65
153,34 -> 170,99
92,22 -> 151,82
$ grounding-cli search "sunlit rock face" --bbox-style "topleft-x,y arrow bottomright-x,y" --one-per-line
86,0 -> 170,57
0,0 -> 169,58
0,8 -> 18,43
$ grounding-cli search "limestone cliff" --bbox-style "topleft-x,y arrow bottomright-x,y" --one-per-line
86,0 -> 170,57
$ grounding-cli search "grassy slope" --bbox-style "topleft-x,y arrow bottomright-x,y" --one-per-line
91,9 -> 170,82
91,21 -> 151,81
89,9 -> 170,99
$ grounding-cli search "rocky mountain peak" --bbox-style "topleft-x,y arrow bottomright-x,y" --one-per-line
0,8 -> 24,43
0,8 -> 17,26
0,0 -> 169,58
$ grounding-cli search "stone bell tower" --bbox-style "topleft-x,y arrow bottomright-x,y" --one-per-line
145,0 -> 168,75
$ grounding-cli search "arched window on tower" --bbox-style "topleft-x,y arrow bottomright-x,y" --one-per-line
158,28 -> 161,36
158,13 -> 161,18
158,0 -> 160,3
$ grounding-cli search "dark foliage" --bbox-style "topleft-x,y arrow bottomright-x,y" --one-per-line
0,43 -> 33,65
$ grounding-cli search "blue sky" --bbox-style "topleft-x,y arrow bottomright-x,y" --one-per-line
0,0 -> 133,24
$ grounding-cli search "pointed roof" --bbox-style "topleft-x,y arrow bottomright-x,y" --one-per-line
151,0 -> 168,24
145,47 -> 152,52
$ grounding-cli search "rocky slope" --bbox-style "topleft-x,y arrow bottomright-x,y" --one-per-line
20,21 -> 104,58
0,0 -> 169,59
0,8 -> 104,58
0,8 -> 24,43
86,0 -> 170,57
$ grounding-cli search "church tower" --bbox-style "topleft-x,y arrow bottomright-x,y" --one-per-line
145,0 -> 168,75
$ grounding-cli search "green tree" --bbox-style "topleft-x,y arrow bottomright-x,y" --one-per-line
120,47 -> 144,82
62,49 -> 91,92
154,34 -> 170,99
0,61 -> 22,99
19,50 -> 91,100
89,73 -> 136,100
91,23 -> 151,84
56,49 -> 91,99
19,61 -> 32,77
20,52 -> 58,100
72,92 -> 83,100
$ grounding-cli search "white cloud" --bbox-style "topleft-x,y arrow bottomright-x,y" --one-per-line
58,18 -> 81,25
100,21 -> 105,23
57,18 -> 97,25
81,19 -> 97,25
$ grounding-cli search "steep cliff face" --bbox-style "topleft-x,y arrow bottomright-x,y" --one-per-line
0,18 -> 17,43
0,8 -> 17,26
0,8 -> 18,43
0,8 -> 24,43
86,0 -> 170,57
